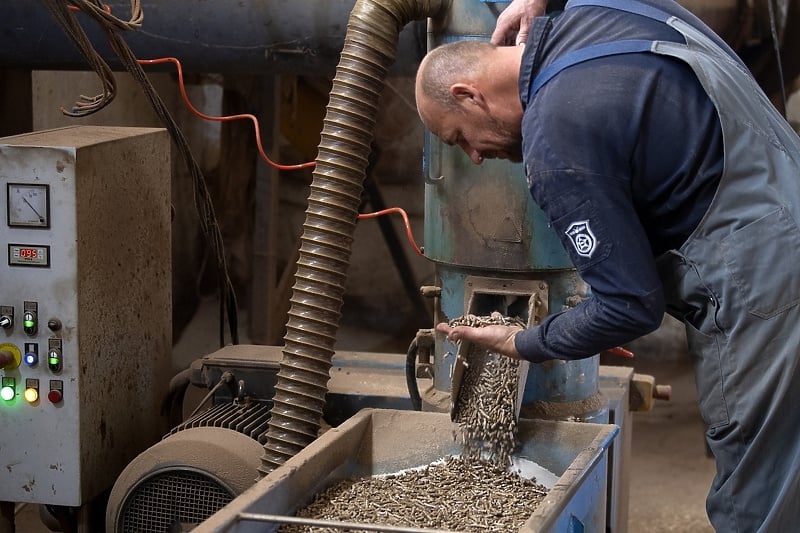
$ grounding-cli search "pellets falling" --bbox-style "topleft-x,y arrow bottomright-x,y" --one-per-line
449,314 -> 526,468
278,314 -> 548,532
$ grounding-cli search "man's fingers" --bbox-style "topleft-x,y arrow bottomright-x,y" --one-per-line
436,322 -> 523,360
437,323 -> 475,344
490,9 -> 519,45
436,322 -> 467,343
490,27 -> 512,45
514,14 -> 534,46
435,322 -> 452,335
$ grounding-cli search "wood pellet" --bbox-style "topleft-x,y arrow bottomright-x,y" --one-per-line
279,314 -> 547,532
449,314 -> 526,468
279,456 -> 548,533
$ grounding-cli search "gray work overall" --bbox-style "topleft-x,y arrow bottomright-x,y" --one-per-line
532,0 -> 800,530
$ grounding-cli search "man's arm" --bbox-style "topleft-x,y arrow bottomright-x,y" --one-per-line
512,162 -> 666,363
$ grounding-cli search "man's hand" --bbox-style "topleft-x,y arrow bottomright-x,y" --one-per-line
436,321 -> 524,360
491,0 -> 548,46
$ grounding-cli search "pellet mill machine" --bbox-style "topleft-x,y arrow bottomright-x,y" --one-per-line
5,0 -> 748,530
99,1 -> 661,531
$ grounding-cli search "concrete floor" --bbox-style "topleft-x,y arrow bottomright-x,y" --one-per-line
13,297 -> 716,532
626,359 -> 715,532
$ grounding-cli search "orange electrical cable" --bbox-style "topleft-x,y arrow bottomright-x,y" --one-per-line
146,55 -> 424,254
137,57 -> 315,171
67,4 -> 112,14
66,5 -> 307,172
607,346 -> 635,358
357,207 -> 425,257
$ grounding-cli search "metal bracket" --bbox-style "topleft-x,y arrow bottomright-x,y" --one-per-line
463,275 -> 549,327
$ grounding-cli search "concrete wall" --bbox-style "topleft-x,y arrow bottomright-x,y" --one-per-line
31,70 -> 209,339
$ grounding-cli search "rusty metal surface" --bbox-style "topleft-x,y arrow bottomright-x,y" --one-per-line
424,162 -> 573,271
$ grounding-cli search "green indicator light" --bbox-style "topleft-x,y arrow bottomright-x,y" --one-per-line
24,320 -> 34,328
1,386 -> 15,401
49,357 -> 59,365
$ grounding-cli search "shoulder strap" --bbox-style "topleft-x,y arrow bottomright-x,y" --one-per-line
529,0 -> 679,99
529,39 -> 655,99
565,0 -> 674,22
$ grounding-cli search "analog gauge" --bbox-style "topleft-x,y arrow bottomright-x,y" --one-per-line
7,183 -> 50,228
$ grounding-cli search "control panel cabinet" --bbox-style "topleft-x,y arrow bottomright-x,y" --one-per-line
0,126 -> 172,506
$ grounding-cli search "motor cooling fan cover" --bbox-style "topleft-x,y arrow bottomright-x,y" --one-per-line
106,426 -> 263,532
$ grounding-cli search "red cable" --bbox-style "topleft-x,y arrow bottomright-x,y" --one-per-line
139,57 -> 428,253
136,59 -> 425,253
67,4 -> 112,14
357,208 -> 425,257
137,57 -> 315,171
607,346 -> 635,358
67,5 -> 313,171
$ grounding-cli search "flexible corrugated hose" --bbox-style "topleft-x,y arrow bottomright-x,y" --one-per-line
259,0 -> 449,475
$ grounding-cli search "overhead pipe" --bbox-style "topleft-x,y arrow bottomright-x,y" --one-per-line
259,0 -> 449,476
0,1 -> 427,75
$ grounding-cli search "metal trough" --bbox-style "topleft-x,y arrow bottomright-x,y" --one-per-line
195,409 -> 618,532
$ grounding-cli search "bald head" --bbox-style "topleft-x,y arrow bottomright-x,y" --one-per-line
415,41 -> 526,165
416,40 -> 496,112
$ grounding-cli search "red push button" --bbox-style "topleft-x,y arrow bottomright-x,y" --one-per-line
47,389 -> 62,404
0,350 -> 14,369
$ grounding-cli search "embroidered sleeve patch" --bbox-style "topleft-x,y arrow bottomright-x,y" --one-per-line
565,220 -> 597,258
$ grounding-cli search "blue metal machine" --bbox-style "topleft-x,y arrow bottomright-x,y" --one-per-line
421,0 -> 606,423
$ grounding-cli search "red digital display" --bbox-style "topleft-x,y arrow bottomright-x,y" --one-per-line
18,248 -> 38,260
8,244 -> 50,267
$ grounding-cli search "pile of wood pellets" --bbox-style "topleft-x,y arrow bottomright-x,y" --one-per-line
282,456 -> 548,532
279,314 -> 549,533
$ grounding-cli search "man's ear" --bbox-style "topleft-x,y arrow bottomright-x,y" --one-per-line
450,83 -> 487,109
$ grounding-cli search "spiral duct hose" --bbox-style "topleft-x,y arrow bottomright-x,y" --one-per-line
259,0 -> 448,475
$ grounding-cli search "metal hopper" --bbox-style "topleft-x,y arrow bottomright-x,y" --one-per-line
196,409 -> 618,532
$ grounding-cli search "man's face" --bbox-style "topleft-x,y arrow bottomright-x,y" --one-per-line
418,94 -> 523,165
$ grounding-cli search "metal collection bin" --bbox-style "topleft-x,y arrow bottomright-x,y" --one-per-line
197,409 -> 618,532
